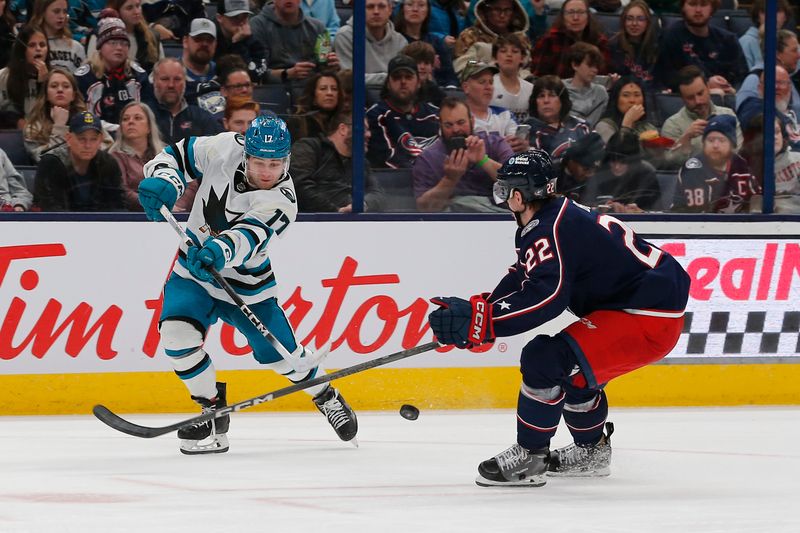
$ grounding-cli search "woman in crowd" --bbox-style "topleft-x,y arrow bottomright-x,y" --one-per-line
525,75 -> 591,164
606,0 -> 659,91
530,0 -> 609,79
294,72 -> 343,140
86,0 -> 164,74
109,101 -> 176,211
75,10 -> 152,127
394,0 -> 458,87
0,25 -> 50,124
595,76 -> 657,145
222,97 -> 259,135
24,68 -> 111,162
29,0 -> 86,73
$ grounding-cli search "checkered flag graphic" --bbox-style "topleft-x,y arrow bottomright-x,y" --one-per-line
674,311 -> 800,356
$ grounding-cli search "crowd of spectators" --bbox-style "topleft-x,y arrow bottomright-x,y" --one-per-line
0,0 -> 799,214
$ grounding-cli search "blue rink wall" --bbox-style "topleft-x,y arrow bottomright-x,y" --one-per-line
1,213 -> 799,415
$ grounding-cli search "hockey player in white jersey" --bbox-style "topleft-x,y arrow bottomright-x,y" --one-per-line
138,116 -> 358,454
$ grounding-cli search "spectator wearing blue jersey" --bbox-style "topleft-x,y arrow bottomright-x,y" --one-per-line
655,0 -> 747,93
525,75 -> 591,165
736,30 -> 800,119
366,54 -> 439,168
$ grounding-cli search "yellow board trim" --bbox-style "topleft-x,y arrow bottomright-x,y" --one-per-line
3,364 -> 799,415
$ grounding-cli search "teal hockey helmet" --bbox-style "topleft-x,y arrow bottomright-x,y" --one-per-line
244,115 -> 291,160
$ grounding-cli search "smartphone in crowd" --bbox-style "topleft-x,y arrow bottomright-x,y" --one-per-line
515,124 -> 531,139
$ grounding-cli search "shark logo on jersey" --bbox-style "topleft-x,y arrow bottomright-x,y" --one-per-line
279,187 -> 296,203
203,185 -> 234,234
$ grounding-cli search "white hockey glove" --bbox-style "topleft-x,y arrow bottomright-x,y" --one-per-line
286,342 -> 331,373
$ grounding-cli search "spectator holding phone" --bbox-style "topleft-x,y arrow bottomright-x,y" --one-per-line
413,96 -> 513,212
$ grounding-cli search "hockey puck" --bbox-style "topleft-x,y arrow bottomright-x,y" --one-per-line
399,404 -> 419,420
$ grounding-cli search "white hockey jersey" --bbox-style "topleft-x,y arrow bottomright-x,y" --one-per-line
143,132 -> 298,304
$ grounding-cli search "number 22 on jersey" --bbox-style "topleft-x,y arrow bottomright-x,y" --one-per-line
597,214 -> 662,268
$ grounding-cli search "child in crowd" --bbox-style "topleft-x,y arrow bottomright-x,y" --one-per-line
564,42 -> 609,128
490,34 -> 533,124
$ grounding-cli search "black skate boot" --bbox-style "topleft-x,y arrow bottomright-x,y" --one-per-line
548,422 -> 614,477
476,444 -> 550,487
313,386 -> 358,445
178,382 -> 230,455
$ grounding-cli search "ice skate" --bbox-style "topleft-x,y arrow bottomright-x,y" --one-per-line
548,422 -> 614,477
178,382 -> 230,455
476,444 -> 550,487
313,386 -> 358,446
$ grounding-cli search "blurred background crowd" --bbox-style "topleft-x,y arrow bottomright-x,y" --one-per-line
0,0 -> 798,214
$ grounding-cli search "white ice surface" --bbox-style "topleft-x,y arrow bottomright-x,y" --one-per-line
1,407 -> 798,533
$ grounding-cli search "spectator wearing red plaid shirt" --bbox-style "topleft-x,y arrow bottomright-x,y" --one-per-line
529,0 -> 610,79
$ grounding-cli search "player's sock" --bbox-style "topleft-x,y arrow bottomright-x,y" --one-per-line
178,382 -> 230,455
563,389 -> 608,446
516,383 -> 565,451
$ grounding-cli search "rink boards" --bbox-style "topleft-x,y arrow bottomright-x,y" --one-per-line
1,217 -> 799,414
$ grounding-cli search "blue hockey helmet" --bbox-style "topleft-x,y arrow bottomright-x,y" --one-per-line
244,115 -> 291,160
493,149 -> 557,204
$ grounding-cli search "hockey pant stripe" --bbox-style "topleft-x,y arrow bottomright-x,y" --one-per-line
562,390 -> 608,445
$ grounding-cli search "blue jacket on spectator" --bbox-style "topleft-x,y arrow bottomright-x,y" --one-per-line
149,99 -> 223,144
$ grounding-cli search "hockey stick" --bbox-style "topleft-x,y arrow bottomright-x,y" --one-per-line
93,340 -> 440,438
157,205 -> 298,362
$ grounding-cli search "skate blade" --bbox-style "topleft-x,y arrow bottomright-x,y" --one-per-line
475,474 -> 547,487
547,466 -> 610,477
348,437 -> 359,448
180,434 -> 230,455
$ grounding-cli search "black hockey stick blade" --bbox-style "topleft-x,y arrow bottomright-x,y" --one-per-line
93,341 -> 441,439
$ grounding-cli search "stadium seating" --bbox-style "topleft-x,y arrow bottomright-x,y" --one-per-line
336,6 -> 352,25
594,12 -> 622,38
0,130 -> 32,166
656,171 -> 679,211
252,85 -> 293,115
16,165 -> 36,194
162,42 -> 183,58
653,93 -> 684,126
371,168 -> 417,212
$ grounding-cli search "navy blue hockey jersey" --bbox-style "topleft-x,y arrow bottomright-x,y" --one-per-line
489,197 -> 690,338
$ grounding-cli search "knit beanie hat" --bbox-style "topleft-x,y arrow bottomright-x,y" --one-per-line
703,115 -> 737,145
96,9 -> 130,49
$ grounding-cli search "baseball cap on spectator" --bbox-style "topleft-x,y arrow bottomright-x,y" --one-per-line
218,0 -> 252,16
703,115 -> 737,145
388,54 -> 418,76
459,60 -> 499,84
189,19 -> 217,38
96,9 -> 130,48
69,111 -> 103,134
563,133 -> 605,169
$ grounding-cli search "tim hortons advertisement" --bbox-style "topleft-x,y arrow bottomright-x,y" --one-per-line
1,221 -> 799,375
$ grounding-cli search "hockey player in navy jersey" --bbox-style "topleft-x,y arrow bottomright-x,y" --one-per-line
429,149 -> 690,487
137,116 -> 358,454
